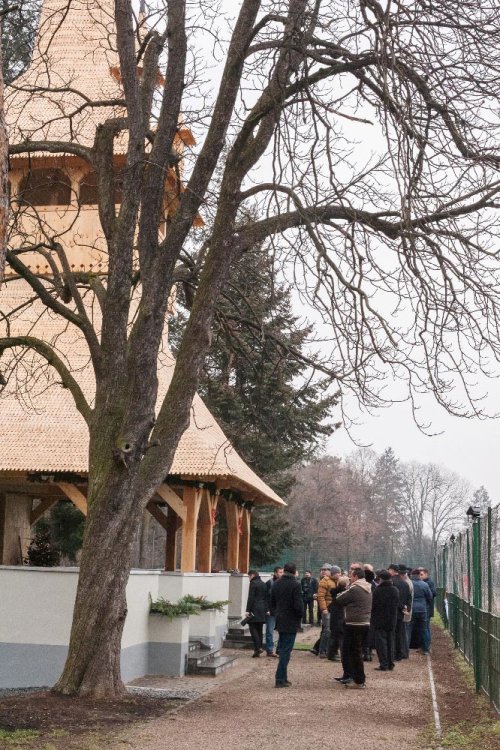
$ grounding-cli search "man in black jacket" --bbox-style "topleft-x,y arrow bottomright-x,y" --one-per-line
388,564 -> 412,661
270,561 -> 303,687
301,570 -> 318,624
245,570 -> 268,657
371,570 -> 400,671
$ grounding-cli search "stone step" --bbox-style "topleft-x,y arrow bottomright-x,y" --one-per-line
222,636 -> 254,649
188,638 -> 212,653
226,630 -> 251,639
193,655 -> 237,676
187,646 -> 221,669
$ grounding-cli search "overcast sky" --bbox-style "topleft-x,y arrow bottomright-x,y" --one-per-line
191,3 -> 500,508
326,399 -> 500,504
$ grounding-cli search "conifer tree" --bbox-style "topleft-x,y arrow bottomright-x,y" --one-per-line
1,0 -> 40,84
369,447 -> 404,561
172,246 -> 338,565
25,529 -> 60,567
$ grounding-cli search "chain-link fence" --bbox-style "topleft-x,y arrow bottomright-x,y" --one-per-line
263,538 -> 432,576
435,505 -> 500,713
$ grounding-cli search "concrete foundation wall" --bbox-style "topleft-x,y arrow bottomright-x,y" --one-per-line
228,574 -> 250,619
157,572 -> 230,601
0,567 -> 233,687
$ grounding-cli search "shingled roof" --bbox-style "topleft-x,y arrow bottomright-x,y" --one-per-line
0,281 -> 285,507
6,0 -> 124,149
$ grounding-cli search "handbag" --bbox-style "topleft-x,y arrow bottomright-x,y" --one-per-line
240,612 -> 254,627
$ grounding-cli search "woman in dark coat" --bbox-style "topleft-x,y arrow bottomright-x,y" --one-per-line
245,570 -> 268,657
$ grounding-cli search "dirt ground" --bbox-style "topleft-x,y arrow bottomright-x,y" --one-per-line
0,624 -> 498,750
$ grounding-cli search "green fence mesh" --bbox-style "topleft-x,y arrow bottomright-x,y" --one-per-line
436,506 -> 500,713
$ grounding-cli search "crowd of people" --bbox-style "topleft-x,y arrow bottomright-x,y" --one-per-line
244,561 -> 436,689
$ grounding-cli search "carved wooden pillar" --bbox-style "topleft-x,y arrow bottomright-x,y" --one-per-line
197,489 -> 219,573
181,485 -> 202,572
238,508 -> 251,574
0,493 -> 32,565
225,499 -> 241,572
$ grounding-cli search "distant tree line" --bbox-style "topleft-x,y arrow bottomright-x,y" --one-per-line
284,448 -> 492,570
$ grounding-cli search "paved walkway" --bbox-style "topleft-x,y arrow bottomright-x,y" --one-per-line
119,629 -> 433,750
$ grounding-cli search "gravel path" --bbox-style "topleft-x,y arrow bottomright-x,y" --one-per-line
115,632 -> 433,750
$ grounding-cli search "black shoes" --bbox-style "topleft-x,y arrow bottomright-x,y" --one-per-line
275,680 -> 292,688
374,666 -> 388,671
335,677 -> 352,684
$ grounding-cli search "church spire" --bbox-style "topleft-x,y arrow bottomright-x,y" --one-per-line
6,0 -> 123,147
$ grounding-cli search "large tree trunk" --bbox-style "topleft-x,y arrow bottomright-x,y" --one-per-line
52,476 -> 144,697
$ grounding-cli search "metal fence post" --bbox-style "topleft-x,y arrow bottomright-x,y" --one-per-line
487,507 -> 493,701
472,518 -> 482,692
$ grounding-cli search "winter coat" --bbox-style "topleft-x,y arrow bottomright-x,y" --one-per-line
270,572 -> 303,633
246,575 -> 268,623
371,580 -> 399,631
266,575 -> 278,609
329,581 -> 348,628
317,576 -> 336,612
301,576 -> 318,602
410,578 -> 432,615
334,579 -> 372,625
392,576 -> 412,619
423,577 -> 437,617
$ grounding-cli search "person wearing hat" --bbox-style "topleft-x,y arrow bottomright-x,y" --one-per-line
388,564 -> 412,661
371,569 -> 400,671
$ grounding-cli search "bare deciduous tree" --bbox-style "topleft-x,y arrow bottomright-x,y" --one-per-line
1,0 -> 500,697
397,461 -> 469,562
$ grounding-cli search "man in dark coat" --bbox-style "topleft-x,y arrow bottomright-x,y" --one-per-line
371,569 -> 399,671
388,563 -> 412,661
301,570 -> 318,624
270,561 -> 303,687
245,570 -> 268,657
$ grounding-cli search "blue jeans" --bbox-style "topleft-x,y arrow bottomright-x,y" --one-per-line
275,632 -> 296,682
265,615 -> 276,653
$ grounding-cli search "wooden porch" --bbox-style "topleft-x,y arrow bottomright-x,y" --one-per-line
0,472 -> 252,573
